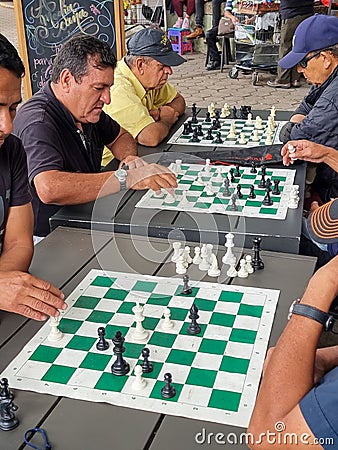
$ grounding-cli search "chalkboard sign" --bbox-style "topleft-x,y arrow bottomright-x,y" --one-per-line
14,0 -> 125,98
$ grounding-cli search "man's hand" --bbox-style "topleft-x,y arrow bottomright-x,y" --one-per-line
149,109 -> 161,122
127,163 -> 177,193
158,105 -> 180,126
119,155 -> 147,169
281,140 -> 329,166
0,271 -> 66,321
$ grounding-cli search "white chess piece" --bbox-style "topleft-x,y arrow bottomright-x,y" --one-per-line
165,191 -> 176,204
204,182 -> 214,196
195,172 -> 205,186
214,167 -> 223,182
270,105 -> 276,118
208,102 -> 216,118
208,254 -> 221,277
226,263 -> 238,277
255,116 -> 263,129
237,259 -> 249,278
252,129 -> 259,142
132,365 -> 147,390
228,123 -> 236,139
246,113 -> 253,125
192,246 -> 202,264
161,307 -> 174,330
222,233 -> 236,265
265,132 -> 272,145
175,159 -> 183,175
204,158 -> 211,174
183,246 -> 193,265
176,255 -> 187,274
180,190 -> 189,206
288,143 -> 297,161
152,189 -> 164,198
288,189 -> 299,209
199,244 -> 210,271
48,316 -> 63,342
132,302 -> 149,343
245,255 -> 254,274
171,242 -> 182,263
239,132 -> 247,145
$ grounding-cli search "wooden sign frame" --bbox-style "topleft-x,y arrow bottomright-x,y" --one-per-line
13,0 -> 125,99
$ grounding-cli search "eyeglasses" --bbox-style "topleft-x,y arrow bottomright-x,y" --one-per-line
298,48 -> 333,68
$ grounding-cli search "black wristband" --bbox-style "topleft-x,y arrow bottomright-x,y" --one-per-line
289,300 -> 335,332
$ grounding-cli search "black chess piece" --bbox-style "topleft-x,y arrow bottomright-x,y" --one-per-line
222,177 -> 231,197
191,102 -> 197,116
258,173 -> 266,189
183,123 -> 190,135
187,303 -> 201,334
248,185 -> 256,199
213,131 -> 223,144
191,111 -> 198,124
111,331 -> 130,376
250,161 -> 257,174
236,184 -> 243,199
214,117 -> 221,129
205,128 -> 214,140
187,121 -> 193,133
205,111 -> 211,123
197,124 -> 203,136
260,165 -> 266,176
265,178 -> 272,191
161,373 -> 176,399
239,105 -> 249,119
215,109 -> 220,120
235,164 -> 241,177
229,168 -> 235,183
252,237 -> 264,271
141,347 -> 153,373
211,119 -> 218,130
96,327 -> 109,351
190,129 -> 200,143
272,179 -> 281,195
262,188 -> 273,206
229,106 -> 237,119
0,379 -> 14,400
181,274 -> 192,295
230,194 -> 238,211
0,397 -> 19,431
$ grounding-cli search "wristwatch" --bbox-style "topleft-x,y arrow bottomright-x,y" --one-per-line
114,168 -> 128,191
288,299 -> 335,332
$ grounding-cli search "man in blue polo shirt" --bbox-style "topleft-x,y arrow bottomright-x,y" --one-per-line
0,34 -> 66,320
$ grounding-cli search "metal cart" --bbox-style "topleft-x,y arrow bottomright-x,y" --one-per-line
228,11 -> 281,85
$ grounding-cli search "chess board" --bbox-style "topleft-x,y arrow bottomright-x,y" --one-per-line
136,163 -> 297,220
1,270 -> 279,427
168,117 -> 287,147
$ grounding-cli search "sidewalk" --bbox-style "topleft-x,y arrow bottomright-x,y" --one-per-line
0,2 -> 307,111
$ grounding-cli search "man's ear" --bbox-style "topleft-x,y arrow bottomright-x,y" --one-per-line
135,57 -> 145,75
58,68 -> 74,92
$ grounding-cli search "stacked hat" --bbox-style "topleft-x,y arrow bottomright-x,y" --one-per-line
127,28 -> 186,67
308,199 -> 338,244
280,14 -> 338,69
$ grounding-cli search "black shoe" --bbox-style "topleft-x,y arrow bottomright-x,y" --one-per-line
206,60 -> 221,71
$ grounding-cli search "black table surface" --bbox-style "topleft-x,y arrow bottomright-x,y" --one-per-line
0,227 -> 316,450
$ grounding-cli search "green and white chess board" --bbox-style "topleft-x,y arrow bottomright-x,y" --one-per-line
136,163 -> 297,220
168,117 -> 287,147
1,270 -> 279,427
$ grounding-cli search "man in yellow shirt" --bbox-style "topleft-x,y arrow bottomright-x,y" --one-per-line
103,28 -> 186,165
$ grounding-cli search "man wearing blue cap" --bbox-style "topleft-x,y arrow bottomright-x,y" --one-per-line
279,14 -> 338,204
103,28 -> 186,161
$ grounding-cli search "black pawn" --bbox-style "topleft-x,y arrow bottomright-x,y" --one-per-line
262,188 -> 273,206
222,178 -> 231,197
205,111 -> 211,123
272,179 -> 281,195
187,303 -> 201,334
191,128 -> 200,143
265,178 -> 272,191
213,131 -> 223,144
0,379 -> 14,400
250,161 -> 257,174
141,347 -> 153,373
229,168 -> 235,183
197,124 -> 203,136
236,184 -> 243,199
214,117 -> 221,129
161,373 -> 176,399
248,185 -> 256,199
183,122 -> 190,135
187,121 -> 193,133
181,274 -> 192,295
0,397 -> 19,431
211,119 -> 218,130
205,128 -> 213,140
230,194 -> 238,211
215,109 -> 221,120
252,237 -> 264,271
111,331 -> 130,376
258,173 -> 266,189
235,164 -> 241,177
230,106 -> 237,119
96,327 -> 109,351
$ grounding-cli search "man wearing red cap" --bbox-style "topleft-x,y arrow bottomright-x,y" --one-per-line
103,28 -> 186,159
279,14 -> 338,204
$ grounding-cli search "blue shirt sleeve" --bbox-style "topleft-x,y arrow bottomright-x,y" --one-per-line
300,366 -> 338,449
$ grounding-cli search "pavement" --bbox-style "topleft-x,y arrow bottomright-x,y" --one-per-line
0,1 -> 308,111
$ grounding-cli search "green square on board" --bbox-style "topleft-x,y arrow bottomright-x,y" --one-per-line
29,345 -> 62,363
73,296 -> 101,309
208,389 -> 241,412
148,332 -> 177,348
167,349 -> 195,366
186,367 -> 217,388
230,328 -> 257,344
194,298 -> 216,312
259,208 -> 278,215
175,286 -> 199,297
147,294 -> 172,306
66,335 -> 96,351
210,312 -> 236,328
95,372 -> 128,392
80,352 -> 111,371
59,318 -> 82,334
117,302 -> 136,315
86,310 -> 114,324
199,338 -> 227,355
105,325 -> 129,340
238,303 -> 263,318
42,365 -> 76,384
150,380 -> 183,401
104,288 -> 129,301
220,355 -> 250,374
91,276 -> 116,287
132,280 -> 157,292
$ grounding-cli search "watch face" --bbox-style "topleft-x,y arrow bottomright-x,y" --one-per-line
115,169 -> 127,180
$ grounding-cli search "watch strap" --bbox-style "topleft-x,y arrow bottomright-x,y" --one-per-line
291,303 -> 335,332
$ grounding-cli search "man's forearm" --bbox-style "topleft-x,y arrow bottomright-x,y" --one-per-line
108,129 -> 137,161
323,146 -> 338,172
167,94 -> 186,116
0,245 -> 33,272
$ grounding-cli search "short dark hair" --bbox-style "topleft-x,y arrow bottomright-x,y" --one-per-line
0,34 -> 25,78
51,34 -> 117,83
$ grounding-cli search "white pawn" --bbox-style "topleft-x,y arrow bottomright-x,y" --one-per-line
192,246 -> 202,265
161,307 -> 174,330
176,255 -> 187,274
245,255 -> 254,274
183,246 -> 193,265
165,192 -> 176,204
180,191 -> 189,206
196,172 -> 204,186
246,113 -> 253,125
255,116 -> 263,129
208,102 -> 216,117
175,159 -> 183,175
208,254 -> 221,277
132,365 -> 147,391
252,129 -> 259,142
199,244 -> 210,271
270,105 -> 276,117
171,242 -> 182,263
205,182 -> 214,196
48,316 -> 63,341
227,263 -> 238,277
265,132 -> 272,145
239,132 -> 247,145
204,158 -> 211,174
214,167 -> 223,182
237,259 -> 248,278
228,123 -> 236,139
